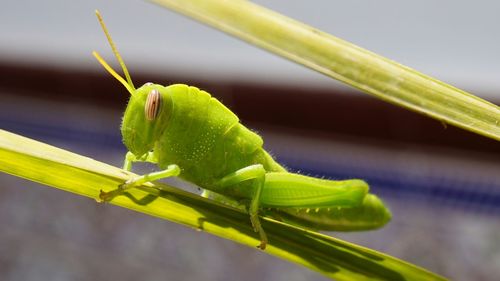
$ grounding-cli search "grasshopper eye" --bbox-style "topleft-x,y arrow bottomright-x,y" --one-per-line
145,89 -> 161,121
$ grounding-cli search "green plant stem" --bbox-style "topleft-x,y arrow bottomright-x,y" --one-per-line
150,0 -> 500,141
0,129 -> 446,280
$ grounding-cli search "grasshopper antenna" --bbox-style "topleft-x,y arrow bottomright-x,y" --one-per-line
93,10 -> 136,96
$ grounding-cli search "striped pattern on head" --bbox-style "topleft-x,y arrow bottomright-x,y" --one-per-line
145,89 -> 162,121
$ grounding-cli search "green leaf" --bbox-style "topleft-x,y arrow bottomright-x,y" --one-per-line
0,129 -> 446,280
150,0 -> 500,141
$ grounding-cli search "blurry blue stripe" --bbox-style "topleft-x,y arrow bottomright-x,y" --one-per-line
1,117 -> 122,149
2,116 -> 499,214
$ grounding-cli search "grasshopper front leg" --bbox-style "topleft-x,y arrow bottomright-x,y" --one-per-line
98,151 -> 180,201
122,151 -> 156,171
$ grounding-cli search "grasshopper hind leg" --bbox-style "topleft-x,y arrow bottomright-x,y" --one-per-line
218,164 -> 268,249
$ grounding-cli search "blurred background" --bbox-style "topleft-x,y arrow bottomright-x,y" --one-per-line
1,0 -> 499,280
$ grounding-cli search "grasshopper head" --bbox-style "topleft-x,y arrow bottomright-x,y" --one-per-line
92,10 -> 171,158
121,83 -> 172,157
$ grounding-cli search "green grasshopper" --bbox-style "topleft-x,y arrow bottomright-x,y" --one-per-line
93,11 -> 391,249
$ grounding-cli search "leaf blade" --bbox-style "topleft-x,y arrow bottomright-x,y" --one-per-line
150,0 -> 500,140
0,129 -> 447,280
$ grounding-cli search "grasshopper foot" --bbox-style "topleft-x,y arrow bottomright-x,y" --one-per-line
250,214 -> 268,250
97,185 -> 125,202
257,240 -> 267,250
